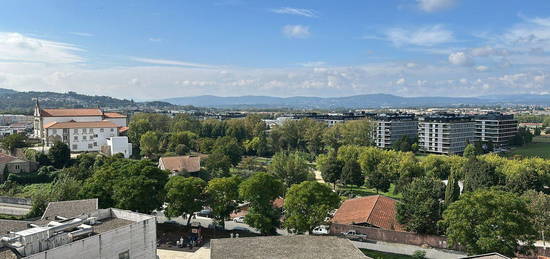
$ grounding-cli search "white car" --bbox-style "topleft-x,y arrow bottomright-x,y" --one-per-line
312,225 -> 329,235
233,216 -> 245,223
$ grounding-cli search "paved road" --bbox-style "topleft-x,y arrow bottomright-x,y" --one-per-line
352,240 -> 466,259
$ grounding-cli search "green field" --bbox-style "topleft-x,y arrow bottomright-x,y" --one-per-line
506,136 -> 550,159
338,183 -> 403,200
361,249 -> 414,259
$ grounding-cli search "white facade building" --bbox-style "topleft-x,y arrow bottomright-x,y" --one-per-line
418,114 -> 475,155
33,100 -> 129,153
374,113 -> 418,149
105,136 -> 133,158
475,112 -> 518,149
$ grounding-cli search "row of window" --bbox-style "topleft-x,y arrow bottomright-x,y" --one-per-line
71,142 -> 98,150
50,128 -> 115,134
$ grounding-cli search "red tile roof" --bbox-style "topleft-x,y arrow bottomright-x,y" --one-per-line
104,112 -> 127,118
332,195 -> 405,232
40,108 -> 103,117
118,126 -> 129,133
0,153 -> 19,164
44,120 -> 119,129
159,156 -> 201,173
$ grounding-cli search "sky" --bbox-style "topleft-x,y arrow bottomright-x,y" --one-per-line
0,0 -> 549,100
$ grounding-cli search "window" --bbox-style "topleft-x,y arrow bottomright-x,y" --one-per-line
74,136 -> 78,141
74,129 -> 78,134
94,134 -> 98,138
88,144 -> 93,149
52,129 -> 57,134
119,251 -> 130,259
100,128 -> 104,132
83,136 -> 87,140
72,144 -> 77,150
110,128 -> 114,132
93,142 -> 97,147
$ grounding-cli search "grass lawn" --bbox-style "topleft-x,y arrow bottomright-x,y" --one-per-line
506,136 -> 550,159
338,183 -> 403,200
361,249 -> 414,259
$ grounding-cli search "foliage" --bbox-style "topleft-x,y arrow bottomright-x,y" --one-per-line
7,171 -> 53,185
213,136 -> 243,166
165,176 -> 206,225
440,189 -> 536,256
521,190 -> 550,241
463,158 -> 504,193
0,133 -> 28,155
140,131 -> 160,158
397,177 -> 445,234
317,149 -> 342,188
268,151 -> 312,189
48,141 -> 71,168
412,250 -> 427,259
463,144 -> 477,159
340,158 -> 364,187
239,172 -> 284,235
283,181 -> 340,234
365,168 -> 390,193
204,150 -> 232,179
444,172 -> 460,206
206,176 -> 241,228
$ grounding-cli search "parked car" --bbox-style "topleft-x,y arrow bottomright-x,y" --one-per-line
233,216 -> 245,223
312,225 -> 329,235
196,209 -> 212,218
341,230 -> 368,241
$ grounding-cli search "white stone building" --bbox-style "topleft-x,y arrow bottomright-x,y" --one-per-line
104,136 -> 133,158
418,113 -> 475,155
33,100 -> 129,152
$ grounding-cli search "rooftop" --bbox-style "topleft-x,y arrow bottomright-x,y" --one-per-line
419,113 -> 473,123
41,198 -> 98,221
374,113 -> 416,121
43,120 -> 119,129
103,112 -> 127,118
332,195 -> 405,232
0,153 -> 24,164
159,155 -> 201,173
40,108 -> 103,117
210,235 -> 368,259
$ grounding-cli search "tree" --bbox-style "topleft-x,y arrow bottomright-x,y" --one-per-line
365,168 -> 390,193
339,119 -> 375,146
444,173 -> 460,207
317,150 -> 342,189
48,141 -> 70,168
239,172 -> 284,235
397,177 -> 445,234
213,136 -> 243,166
463,158 -> 503,193
463,144 -> 477,158
283,181 -> 340,234
522,190 -> 550,245
206,176 -> 241,229
0,133 -> 27,155
268,152 -> 312,190
165,176 -> 206,226
440,189 -> 536,256
505,166 -> 544,194
340,159 -> 364,187
204,150 -> 232,179
127,119 -> 152,148
534,127 -> 542,136
139,131 -> 160,158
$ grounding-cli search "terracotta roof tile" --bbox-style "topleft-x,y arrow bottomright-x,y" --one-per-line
104,112 -> 127,118
44,120 -> 119,129
332,195 -> 405,232
40,108 -> 103,117
0,153 -> 19,164
159,156 -> 201,173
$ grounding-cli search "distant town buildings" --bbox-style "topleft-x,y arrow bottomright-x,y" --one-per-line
33,100 -> 131,154
474,112 -> 518,150
373,113 -> 417,149
418,113 -> 476,155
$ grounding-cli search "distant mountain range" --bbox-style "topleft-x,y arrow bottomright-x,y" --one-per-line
0,88 -> 191,113
163,94 -> 550,109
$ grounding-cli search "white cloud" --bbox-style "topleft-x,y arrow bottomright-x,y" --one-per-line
70,32 -> 94,37
448,52 -> 472,66
475,65 -> 489,72
396,78 -> 406,85
131,57 -> 218,68
503,16 -> 550,48
299,61 -> 326,67
417,0 -> 458,12
406,62 -> 417,68
271,7 -> 317,18
385,25 -> 454,46
282,25 -> 311,39
0,32 -> 83,63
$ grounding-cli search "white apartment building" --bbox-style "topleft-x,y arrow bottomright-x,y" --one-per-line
33,100 -> 129,152
374,113 -> 418,149
475,112 -> 518,149
105,136 -> 133,158
418,114 -> 475,155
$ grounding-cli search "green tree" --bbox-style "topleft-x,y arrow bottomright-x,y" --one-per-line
206,176 -> 241,228
213,136 -> 243,166
239,172 -> 284,235
48,141 -> 71,168
522,190 -> 550,244
0,133 -> 27,155
440,189 -> 536,256
139,131 -> 160,158
444,173 -> 460,207
317,150 -> 342,189
283,181 -> 340,234
165,176 -> 206,225
365,168 -> 390,193
505,166 -> 544,194
268,152 -> 312,189
463,144 -> 477,158
127,118 -> 152,148
204,150 -> 232,178
397,177 -> 445,234
339,119 -> 375,146
340,159 -> 364,187
463,158 -> 503,193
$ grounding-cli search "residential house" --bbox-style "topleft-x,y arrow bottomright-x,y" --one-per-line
332,195 -> 405,232
158,155 -> 201,175
0,153 -> 38,175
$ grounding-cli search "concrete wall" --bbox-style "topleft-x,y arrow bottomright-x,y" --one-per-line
330,223 -> 452,250
0,196 -> 32,206
25,209 -> 157,259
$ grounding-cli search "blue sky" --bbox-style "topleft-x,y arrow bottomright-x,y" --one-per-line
0,0 -> 548,99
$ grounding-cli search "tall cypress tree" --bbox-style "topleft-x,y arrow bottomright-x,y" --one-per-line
445,173 -> 460,206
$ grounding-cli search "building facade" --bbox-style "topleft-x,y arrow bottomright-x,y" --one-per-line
33,100 -> 129,152
374,113 -> 417,149
418,114 -> 475,155
475,112 -> 517,149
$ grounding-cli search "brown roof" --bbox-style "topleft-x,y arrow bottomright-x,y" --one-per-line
104,112 -> 127,118
44,120 -> 119,129
159,156 -> 201,173
41,199 -> 98,221
332,195 -> 405,232
118,126 -> 129,133
40,108 -> 103,117
0,153 -> 19,164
